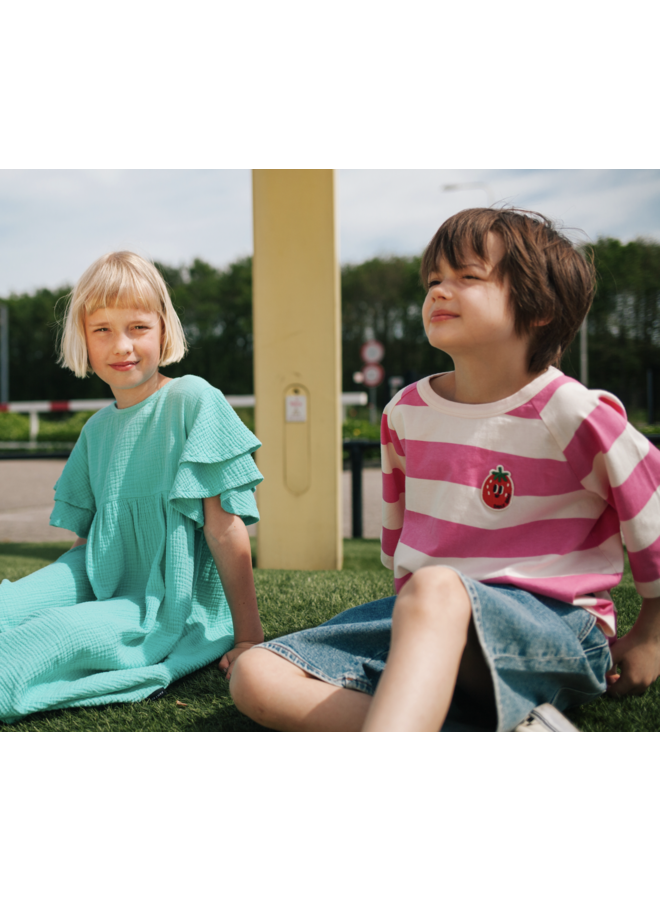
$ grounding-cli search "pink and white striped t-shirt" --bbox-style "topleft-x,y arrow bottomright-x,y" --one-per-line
381,366 -> 660,637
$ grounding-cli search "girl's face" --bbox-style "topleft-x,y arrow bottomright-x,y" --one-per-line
84,306 -> 164,407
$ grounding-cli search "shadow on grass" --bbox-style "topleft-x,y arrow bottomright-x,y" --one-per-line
0,542 -> 71,562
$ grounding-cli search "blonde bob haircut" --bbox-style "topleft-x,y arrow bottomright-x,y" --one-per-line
59,251 -> 188,377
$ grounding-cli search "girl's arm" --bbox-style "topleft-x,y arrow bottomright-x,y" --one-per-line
607,598 -> 660,696
71,537 -> 87,549
202,495 -> 264,679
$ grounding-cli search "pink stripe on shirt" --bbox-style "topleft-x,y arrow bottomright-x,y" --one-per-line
396,383 -> 429,406
381,415 -> 405,459
563,401 -> 628,482
627,532 -> 660,584
382,468 -> 405,503
401,508 -> 620,560
403,440 -> 582,496
611,446 -> 660,521
382,525 -> 403,558
506,373 -> 574,419
485,572 -> 622,603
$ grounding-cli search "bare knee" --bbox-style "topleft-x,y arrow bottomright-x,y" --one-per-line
395,566 -> 471,626
229,648 -> 272,717
230,648 -> 309,725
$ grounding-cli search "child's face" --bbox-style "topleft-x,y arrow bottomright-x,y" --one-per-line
422,232 -> 528,364
84,306 -> 162,399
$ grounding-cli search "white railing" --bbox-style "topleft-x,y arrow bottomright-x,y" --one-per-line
0,392 -> 369,443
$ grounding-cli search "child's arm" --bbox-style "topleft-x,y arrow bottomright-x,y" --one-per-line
607,598 -> 660,696
202,495 -> 264,679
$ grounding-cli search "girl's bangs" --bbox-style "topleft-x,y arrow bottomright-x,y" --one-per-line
83,282 -> 163,316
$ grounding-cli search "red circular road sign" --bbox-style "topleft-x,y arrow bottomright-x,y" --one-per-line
360,340 -> 384,364
362,363 -> 385,387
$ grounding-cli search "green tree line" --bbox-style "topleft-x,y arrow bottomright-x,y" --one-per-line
2,237 -> 659,416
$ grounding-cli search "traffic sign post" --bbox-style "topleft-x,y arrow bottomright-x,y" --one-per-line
360,340 -> 384,365
360,341 -> 385,425
362,363 -> 384,388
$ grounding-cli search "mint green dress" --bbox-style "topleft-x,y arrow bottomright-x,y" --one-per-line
0,376 -> 262,723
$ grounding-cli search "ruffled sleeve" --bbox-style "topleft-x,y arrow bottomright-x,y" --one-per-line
168,382 -> 263,528
49,427 -> 96,538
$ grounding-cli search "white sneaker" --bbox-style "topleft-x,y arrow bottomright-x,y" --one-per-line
513,703 -> 579,732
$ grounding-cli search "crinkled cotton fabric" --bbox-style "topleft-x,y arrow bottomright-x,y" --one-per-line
0,376 -> 262,723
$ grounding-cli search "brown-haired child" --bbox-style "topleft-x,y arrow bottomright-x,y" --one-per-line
229,208 -> 660,732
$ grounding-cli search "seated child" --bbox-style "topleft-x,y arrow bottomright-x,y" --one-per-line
0,251 -> 263,723
227,207 -> 660,732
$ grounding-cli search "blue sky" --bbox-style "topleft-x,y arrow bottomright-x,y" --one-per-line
0,168 -> 658,296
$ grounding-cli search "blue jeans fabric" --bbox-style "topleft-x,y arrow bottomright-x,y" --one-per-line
259,572 -> 612,731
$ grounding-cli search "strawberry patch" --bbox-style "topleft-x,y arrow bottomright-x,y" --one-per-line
481,465 -> 514,510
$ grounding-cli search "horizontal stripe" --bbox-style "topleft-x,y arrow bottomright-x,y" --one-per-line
579,427 -> 652,506
382,525 -> 402,558
391,533 -> 624,599
403,479 -> 606,530
541,381 -> 602,449
381,549 -> 394,569
486,573 -> 621,602
564,402 -> 628,483
627,532 -> 660,583
381,442 -> 405,477
381,415 -> 405,458
382,469 -> 405,504
505,373 -> 574,419
631,578 -> 660,599
620,491 -> 660,553
399,507 -> 620,560
394,383 -> 428,407
387,407 -> 567,461
382,497 -> 403,531
613,463 -> 660,524
401,442 -> 582,496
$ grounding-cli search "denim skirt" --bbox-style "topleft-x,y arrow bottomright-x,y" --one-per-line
259,572 -> 612,731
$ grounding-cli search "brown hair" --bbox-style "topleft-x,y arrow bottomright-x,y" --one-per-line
420,208 -> 596,374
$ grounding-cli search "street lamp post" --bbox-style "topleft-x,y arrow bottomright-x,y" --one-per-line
442,181 -> 495,207
0,304 -> 8,404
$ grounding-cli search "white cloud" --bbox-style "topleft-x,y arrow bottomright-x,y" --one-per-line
0,169 -> 658,295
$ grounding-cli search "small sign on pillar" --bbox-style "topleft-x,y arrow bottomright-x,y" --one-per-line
284,384 -> 310,495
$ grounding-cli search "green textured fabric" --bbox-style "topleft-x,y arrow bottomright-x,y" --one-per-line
0,376 -> 262,723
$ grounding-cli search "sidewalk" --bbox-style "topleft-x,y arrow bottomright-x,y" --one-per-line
0,460 -> 76,542
0,460 -> 382,543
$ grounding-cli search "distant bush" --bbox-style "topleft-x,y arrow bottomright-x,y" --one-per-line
37,410 -> 96,442
0,412 -> 29,441
0,410 -> 95,443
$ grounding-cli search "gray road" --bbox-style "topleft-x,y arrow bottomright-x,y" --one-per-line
0,460 -> 382,543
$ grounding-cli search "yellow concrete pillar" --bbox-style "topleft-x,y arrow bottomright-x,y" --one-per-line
252,169 -> 342,570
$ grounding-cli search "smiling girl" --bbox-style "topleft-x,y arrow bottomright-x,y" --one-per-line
0,251 -> 264,723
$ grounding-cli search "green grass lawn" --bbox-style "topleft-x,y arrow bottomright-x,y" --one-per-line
0,539 -> 655,731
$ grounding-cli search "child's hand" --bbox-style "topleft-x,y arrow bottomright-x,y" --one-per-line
607,599 -> 660,697
219,641 -> 262,680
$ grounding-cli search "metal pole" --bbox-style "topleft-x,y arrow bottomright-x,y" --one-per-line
368,386 -> 377,424
580,318 -> 588,387
648,368 -> 654,426
0,304 -> 8,404
350,443 -> 363,539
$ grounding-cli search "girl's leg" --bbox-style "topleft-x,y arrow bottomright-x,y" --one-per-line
230,648 -> 372,731
363,566 -> 490,732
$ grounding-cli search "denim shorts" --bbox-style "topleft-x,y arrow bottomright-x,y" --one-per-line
259,571 -> 612,731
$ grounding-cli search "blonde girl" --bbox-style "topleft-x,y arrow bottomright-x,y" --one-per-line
0,251 -> 263,723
